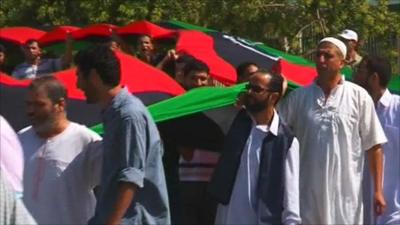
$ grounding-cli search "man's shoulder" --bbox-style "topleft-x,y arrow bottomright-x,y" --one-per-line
12,63 -> 31,76
285,84 -> 313,100
68,122 -> 102,141
343,81 -> 371,98
119,95 -> 150,118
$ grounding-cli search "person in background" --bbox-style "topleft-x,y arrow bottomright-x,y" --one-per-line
236,62 -> 259,83
75,45 -> 170,225
182,59 -> 211,90
278,37 -> 387,224
174,54 -> 196,84
177,59 -> 220,225
209,70 -> 301,225
0,44 -> 6,72
353,55 -> 400,225
12,36 -> 73,79
19,76 -> 102,225
338,29 -> 363,69
136,35 -> 163,65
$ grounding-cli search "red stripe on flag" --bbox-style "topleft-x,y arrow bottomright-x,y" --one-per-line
273,59 -> 317,86
176,30 -> 237,85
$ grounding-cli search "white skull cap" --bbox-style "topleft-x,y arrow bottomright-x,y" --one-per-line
319,37 -> 347,58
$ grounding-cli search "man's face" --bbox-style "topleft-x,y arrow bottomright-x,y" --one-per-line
138,36 -> 154,54
239,65 -> 259,83
23,42 -> 42,61
353,61 -> 371,91
26,88 -> 59,130
243,74 -> 273,113
183,70 -> 209,90
0,52 -> 5,66
109,41 -> 120,51
315,42 -> 345,76
76,68 -> 99,104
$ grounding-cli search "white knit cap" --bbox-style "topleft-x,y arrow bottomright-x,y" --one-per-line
338,29 -> 358,41
319,37 -> 347,58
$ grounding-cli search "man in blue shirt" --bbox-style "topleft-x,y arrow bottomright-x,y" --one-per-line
74,45 -> 170,225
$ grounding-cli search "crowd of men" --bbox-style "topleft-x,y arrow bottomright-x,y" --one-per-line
0,29 -> 399,225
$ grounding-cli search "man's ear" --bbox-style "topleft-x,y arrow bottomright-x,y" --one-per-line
270,92 -> 280,105
89,68 -> 100,84
55,98 -> 66,113
368,72 -> 380,86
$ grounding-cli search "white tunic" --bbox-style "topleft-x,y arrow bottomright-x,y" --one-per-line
18,122 -> 102,225
278,80 -> 387,224
215,111 -> 301,225
371,90 -> 400,225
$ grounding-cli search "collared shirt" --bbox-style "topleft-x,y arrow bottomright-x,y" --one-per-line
90,88 -> 170,224
278,79 -> 387,224
215,110 -> 301,225
376,89 -> 400,224
0,116 -> 24,194
12,58 -> 62,79
19,122 -> 102,225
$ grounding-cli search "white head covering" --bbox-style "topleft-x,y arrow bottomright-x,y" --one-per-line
319,37 -> 347,58
338,29 -> 358,41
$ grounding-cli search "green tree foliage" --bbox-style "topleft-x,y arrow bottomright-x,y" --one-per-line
1,0 -> 399,71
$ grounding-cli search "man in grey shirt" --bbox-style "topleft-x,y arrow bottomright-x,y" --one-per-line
74,45 -> 170,225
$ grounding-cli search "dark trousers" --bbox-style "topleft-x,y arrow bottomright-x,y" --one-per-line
179,181 -> 217,225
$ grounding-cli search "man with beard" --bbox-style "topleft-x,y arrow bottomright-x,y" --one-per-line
18,75 -> 102,224
353,56 -> 400,225
209,70 -> 301,225
278,38 -> 387,224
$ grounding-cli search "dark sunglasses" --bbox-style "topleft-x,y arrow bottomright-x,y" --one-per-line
245,83 -> 271,94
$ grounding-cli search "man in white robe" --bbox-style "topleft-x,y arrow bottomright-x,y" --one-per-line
19,76 -> 102,225
353,55 -> 400,225
279,37 -> 387,224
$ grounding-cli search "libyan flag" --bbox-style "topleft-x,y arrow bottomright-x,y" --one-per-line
91,20 -> 400,136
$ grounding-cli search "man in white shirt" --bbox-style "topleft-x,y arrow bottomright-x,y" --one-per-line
353,55 -> 400,225
19,76 -> 102,224
278,37 -> 387,224
209,70 -> 301,225
12,37 -> 73,79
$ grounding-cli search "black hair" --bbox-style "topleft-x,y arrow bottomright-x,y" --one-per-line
74,44 -> 121,87
183,59 -> 209,77
363,55 -> 392,88
176,54 -> 195,64
255,69 -> 284,105
0,44 -> 5,53
29,75 -> 67,104
236,62 -> 258,78
24,39 -> 40,46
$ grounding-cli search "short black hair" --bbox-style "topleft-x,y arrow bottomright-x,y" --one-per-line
236,62 -> 258,78
176,54 -> 195,64
255,69 -> 284,105
0,44 -> 5,53
24,39 -> 40,46
183,59 -> 209,77
29,75 -> 67,104
363,55 -> 392,87
74,45 -> 121,87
